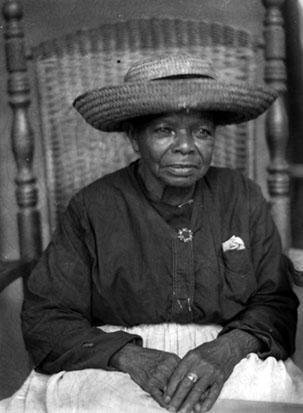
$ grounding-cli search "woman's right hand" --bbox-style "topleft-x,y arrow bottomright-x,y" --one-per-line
109,343 -> 181,407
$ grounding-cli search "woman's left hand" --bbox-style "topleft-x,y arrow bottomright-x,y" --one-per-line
163,335 -> 240,413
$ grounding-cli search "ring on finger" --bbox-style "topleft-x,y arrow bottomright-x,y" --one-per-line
186,372 -> 199,384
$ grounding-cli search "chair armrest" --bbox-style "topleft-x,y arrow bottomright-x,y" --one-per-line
0,260 -> 37,292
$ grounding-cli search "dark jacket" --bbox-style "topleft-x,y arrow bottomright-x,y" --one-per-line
22,162 -> 299,374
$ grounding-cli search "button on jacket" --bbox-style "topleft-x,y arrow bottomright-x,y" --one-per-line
22,161 -> 299,374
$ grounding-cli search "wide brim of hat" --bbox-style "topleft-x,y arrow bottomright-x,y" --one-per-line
73,79 -> 277,132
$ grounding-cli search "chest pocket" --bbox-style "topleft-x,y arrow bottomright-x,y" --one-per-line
221,248 -> 257,304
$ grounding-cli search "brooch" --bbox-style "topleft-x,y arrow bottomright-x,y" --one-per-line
177,228 -> 193,243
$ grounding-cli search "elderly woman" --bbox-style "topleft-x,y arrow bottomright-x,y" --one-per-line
4,55 -> 303,413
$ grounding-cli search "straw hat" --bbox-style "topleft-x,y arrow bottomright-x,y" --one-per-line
73,55 -> 277,132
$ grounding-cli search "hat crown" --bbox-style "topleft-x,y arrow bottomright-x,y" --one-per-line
124,55 -> 218,83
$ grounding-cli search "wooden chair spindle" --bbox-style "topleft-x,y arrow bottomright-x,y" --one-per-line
2,0 -> 42,261
262,0 -> 290,250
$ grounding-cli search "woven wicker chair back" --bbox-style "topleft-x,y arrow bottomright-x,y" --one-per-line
33,18 -> 258,232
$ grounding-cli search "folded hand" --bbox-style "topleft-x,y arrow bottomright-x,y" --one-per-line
110,330 -> 261,412
163,336 -> 240,413
110,343 -> 181,407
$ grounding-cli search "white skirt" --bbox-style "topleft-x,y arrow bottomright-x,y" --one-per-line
1,324 -> 303,412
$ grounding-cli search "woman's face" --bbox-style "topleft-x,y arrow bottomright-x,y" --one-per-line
130,111 -> 216,190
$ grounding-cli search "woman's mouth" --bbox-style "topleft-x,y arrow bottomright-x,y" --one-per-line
165,164 -> 198,176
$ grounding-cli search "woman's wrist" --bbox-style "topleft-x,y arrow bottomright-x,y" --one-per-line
109,343 -> 139,371
217,329 -> 264,362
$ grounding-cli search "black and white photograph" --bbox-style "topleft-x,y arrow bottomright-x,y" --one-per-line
0,1 -> 303,412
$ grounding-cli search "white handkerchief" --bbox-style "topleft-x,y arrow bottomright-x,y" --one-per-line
222,235 -> 245,252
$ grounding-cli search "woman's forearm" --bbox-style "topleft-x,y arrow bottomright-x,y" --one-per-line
216,328 -> 264,370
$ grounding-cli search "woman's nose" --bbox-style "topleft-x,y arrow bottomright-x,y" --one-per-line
172,129 -> 195,154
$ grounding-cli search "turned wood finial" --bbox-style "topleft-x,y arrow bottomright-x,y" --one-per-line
262,0 -> 290,250
2,0 -> 23,20
2,0 -> 42,261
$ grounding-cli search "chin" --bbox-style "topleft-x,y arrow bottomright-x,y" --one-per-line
162,171 -> 209,187
162,176 -> 199,188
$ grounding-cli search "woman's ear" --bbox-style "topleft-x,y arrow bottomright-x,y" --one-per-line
125,121 -> 140,153
130,137 -> 140,154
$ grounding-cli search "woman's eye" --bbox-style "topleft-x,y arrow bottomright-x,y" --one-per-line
194,128 -> 211,139
154,127 -> 175,137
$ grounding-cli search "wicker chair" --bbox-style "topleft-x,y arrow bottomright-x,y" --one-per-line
1,0 -> 303,402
